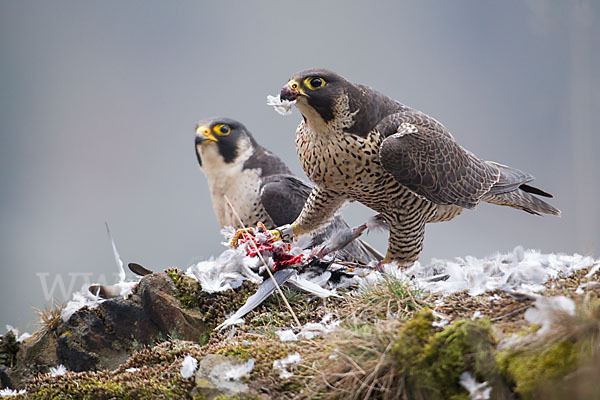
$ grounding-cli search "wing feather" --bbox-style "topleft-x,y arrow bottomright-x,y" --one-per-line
260,174 -> 311,226
378,112 -> 500,208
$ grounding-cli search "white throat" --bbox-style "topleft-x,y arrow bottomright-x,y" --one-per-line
295,91 -> 357,135
197,137 -> 261,227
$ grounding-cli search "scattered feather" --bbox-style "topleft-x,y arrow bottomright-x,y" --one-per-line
0,389 -> 26,398
49,364 -> 67,377
297,314 -> 340,339
186,229 -> 264,293
576,281 -> 600,294
273,352 -> 302,379
180,355 -> 198,379
365,214 -> 388,233
266,94 -> 295,115
60,227 -> 140,322
585,263 -> 600,277
61,285 -> 104,322
277,329 -> 298,342
5,325 -> 31,343
287,274 -> 340,298
215,269 -> 295,330
276,314 -> 340,342
364,246 -> 597,297
431,310 -> 449,328
125,367 -> 140,373
459,371 -> 492,400
105,222 -> 125,282
524,295 -> 576,336
223,359 -> 254,381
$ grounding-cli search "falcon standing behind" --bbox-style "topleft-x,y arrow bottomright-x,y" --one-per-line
272,68 -> 560,266
194,117 -> 379,264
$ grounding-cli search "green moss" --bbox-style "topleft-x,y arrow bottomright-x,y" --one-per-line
166,268 -> 257,327
391,309 -> 436,374
25,370 -> 195,399
418,318 -> 498,399
497,340 -> 580,399
217,345 -> 251,361
391,310 -> 502,400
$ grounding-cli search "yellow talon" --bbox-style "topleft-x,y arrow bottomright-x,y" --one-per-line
256,222 -> 268,232
230,228 -> 255,248
269,229 -> 282,241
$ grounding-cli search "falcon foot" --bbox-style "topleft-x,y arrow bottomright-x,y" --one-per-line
230,222 -> 286,248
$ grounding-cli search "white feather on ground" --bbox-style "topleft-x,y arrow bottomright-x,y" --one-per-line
180,355 -> 198,379
186,228 -> 312,294
273,352 -> 302,379
0,389 -> 26,398
49,364 -> 67,377
222,359 -> 255,381
60,279 -> 138,323
60,229 -> 139,322
187,227 -> 598,331
186,246 -> 262,293
524,295 -> 576,336
276,313 -> 341,342
459,371 -> 491,400
215,269 -> 295,330
366,246 -> 598,297
5,325 -> 31,343
60,285 -> 104,322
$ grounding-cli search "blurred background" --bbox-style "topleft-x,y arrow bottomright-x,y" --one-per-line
1,0 -> 598,331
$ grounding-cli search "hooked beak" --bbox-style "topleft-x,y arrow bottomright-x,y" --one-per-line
280,79 -> 305,101
195,125 -> 218,145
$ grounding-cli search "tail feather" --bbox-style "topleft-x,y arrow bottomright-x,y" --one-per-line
484,161 -> 560,216
482,189 -> 561,216
519,184 -> 554,198
486,161 -> 534,195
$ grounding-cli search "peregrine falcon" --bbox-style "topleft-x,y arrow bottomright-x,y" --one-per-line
270,68 -> 560,266
194,117 -> 379,263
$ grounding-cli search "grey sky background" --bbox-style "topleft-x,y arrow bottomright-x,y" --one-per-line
1,1 -> 598,331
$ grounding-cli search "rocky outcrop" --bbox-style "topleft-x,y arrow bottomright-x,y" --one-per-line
1,272 -> 211,389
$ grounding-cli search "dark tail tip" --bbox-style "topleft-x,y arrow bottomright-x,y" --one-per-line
519,184 -> 553,198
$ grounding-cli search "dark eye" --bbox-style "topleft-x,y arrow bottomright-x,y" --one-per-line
310,78 -> 323,88
214,124 -> 231,136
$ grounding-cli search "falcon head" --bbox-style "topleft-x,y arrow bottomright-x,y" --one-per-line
195,117 -> 255,169
280,68 -> 352,127
280,68 -> 403,136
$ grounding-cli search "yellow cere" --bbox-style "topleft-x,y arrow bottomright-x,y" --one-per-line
288,80 -> 300,90
196,125 -> 218,142
288,79 -> 308,96
213,124 -> 231,136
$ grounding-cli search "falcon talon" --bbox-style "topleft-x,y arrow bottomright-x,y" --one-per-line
256,221 -> 268,233
268,229 -> 282,242
230,228 -> 254,248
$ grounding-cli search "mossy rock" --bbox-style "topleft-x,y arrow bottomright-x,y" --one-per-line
497,340 -> 580,399
390,310 -> 512,400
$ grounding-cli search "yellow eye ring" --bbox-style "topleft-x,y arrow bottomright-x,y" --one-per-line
214,124 -> 231,136
304,77 -> 326,90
